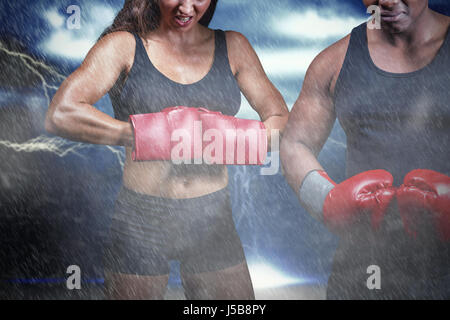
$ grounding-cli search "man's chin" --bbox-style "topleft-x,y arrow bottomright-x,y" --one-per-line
381,21 -> 411,34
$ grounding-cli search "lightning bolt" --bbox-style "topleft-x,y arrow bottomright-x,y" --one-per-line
105,145 -> 125,168
0,136 -> 86,157
0,43 -> 65,81
327,137 -> 346,149
0,43 -> 62,102
0,136 -> 125,167
0,41 -> 125,167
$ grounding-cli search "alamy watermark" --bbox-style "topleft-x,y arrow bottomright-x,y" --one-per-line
66,5 -> 81,29
366,265 -> 381,290
167,121 -> 280,175
66,264 -> 81,290
367,5 -> 381,30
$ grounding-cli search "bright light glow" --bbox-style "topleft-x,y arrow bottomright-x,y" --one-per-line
273,9 -> 364,40
41,30 -> 95,60
253,7 -> 366,79
236,95 -> 295,119
40,5 -> 117,60
249,262 -> 305,289
45,10 -> 65,28
89,6 -> 116,26
256,46 -> 322,78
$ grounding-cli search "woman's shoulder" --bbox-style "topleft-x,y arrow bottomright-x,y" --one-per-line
219,30 -> 259,75
99,30 -> 137,48
222,30 -> 254,57
223,30 -> 250,46
93,31 -> 137,74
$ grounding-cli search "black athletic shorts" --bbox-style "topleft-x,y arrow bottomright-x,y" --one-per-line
103,186 -> 246,276
326,204 -> 450,299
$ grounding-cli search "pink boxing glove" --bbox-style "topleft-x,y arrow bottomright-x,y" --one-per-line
129,106 -> 204,162
129,106 -> 267,165
200,112 -> 267,165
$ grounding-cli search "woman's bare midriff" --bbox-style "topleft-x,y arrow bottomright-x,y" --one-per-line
122,147 -> 228,198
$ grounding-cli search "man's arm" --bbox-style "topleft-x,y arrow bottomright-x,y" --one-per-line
281,35 -> 396,232
280,37 -> 348,191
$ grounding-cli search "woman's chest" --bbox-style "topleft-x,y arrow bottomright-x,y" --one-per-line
144,41 -> 215,85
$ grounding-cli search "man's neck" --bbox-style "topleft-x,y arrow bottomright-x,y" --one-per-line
378,8 -> 437,49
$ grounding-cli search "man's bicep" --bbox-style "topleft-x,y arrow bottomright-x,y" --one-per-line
285,62 -> 336,156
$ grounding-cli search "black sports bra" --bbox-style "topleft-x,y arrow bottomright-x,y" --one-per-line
109,29 -> 241,122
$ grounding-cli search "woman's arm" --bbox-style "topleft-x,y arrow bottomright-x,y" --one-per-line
45,31 -> 135,147
226,31 -> 289,149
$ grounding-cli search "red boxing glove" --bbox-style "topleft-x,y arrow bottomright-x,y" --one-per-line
200,113 -> 267,165
129,106 -> 204,162
298,169 -> 396,234
397,169 -> 450,241
323,170 -> 396,232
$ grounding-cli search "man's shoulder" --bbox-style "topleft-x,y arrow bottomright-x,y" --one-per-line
306,32 -> 353,89
318,34 -> 351,65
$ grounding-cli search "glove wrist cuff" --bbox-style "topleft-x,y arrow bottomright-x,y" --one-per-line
298,170 -> 335,221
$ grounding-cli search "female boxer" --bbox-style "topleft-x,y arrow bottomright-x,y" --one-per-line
46,0 -> 288,299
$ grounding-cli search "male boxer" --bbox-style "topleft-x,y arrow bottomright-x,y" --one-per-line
281,0 -> 450,299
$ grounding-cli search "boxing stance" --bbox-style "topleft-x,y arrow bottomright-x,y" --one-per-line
46,0 -> 288,300
281,0 -> 449,299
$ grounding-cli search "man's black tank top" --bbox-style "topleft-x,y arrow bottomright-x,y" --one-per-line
109,29 -> 241,122
335,23 -> 450,185
329,22 -> 450,299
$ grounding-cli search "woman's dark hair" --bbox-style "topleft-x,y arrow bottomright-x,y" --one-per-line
99,0 -> 218,39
